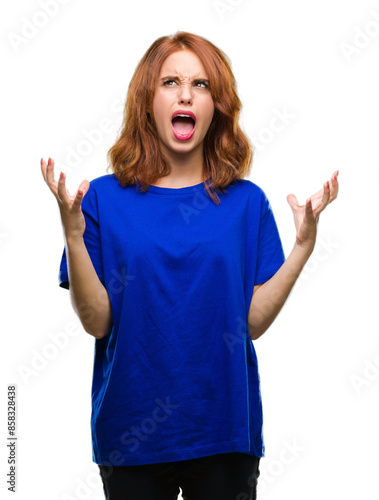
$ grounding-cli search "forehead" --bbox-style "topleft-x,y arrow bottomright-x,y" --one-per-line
159,50 -> 208,78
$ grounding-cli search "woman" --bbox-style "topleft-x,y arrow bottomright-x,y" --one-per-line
41,32 -> 338,500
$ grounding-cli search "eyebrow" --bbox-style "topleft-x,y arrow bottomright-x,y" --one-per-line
159,75 -> 210,84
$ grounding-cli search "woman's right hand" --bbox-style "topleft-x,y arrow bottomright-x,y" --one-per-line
41,157 -> 90,241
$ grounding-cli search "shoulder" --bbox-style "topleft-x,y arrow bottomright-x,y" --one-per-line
81,174 -> 121,214
232,178 -> 264,194
226,178 -> 274,219
85,173 -> 128,201
227,178 -> 267,204
87,173 -> 119,192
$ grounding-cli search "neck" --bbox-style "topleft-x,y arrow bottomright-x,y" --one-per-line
157,143 -> 206,187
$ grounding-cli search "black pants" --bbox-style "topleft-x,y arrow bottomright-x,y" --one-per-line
98,452 -> 260,500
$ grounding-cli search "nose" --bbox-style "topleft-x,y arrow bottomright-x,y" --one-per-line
177,82 -> 193,105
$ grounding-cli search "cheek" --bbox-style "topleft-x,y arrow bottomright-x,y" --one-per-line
152,101 -> 160,126
203,101 -> 215,128
152,94 -> 170,129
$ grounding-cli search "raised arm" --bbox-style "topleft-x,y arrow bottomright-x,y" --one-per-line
248,170 -> 339,340
41,158 -> 112,339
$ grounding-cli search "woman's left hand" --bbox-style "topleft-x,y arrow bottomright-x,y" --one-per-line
287,170 -> 339,252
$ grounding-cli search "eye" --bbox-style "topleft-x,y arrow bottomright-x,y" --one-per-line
195,81 -> 209,89
163,79 -> 177,86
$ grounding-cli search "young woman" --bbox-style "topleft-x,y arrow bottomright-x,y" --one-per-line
41,32 -> 339,500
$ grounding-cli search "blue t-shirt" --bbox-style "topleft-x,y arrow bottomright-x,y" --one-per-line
58,173 -> 285,466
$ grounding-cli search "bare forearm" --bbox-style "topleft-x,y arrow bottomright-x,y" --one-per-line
248,242 -> 313,340
65,236 -> 112,339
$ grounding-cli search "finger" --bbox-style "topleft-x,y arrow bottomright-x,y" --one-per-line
40,157 -> 49,182
72,180 -> 90,207
44,157 -> 57,188
78,179 -> 90,194
314,181 -> 330,216
329,170 -> 339,202
72,188 -> 84,209
286,193 -> 300,211
305,197 -> 313,219
42,157 -> 60,198
40,158 -> 47,181
308,185 -> 324,204
56,171 -> 72,205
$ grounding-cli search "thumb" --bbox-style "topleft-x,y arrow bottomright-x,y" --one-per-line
72,180 -> 90,210
286,193 -> 299,211
78,180 -> 90,197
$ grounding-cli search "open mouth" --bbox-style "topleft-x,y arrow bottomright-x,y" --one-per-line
171,112 -> 196,141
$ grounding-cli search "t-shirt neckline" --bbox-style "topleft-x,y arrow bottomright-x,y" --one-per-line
147,179 -> 210,195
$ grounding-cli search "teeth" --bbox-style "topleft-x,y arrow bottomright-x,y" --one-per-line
175,114 -> 193,118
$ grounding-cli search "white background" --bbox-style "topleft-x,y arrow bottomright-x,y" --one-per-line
1,0 -> 378,498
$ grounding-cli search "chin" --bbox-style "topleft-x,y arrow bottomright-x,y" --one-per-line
165,137 -> 200,152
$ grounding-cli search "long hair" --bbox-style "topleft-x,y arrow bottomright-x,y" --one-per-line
106,31 -> 253,205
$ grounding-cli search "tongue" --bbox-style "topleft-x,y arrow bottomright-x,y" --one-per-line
172,117 -> 194,135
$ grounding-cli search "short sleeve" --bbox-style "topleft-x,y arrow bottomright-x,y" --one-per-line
58,183 -> 104,290
255,192 -> 285,285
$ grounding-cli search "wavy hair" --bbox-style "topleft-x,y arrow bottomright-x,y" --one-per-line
106,31 -> 253,205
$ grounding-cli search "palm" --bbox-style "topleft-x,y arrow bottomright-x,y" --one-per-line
41,157 -> 90,240
287,170 -> 339,249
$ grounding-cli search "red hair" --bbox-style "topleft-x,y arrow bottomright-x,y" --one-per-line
106,31 -> 253,205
